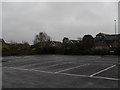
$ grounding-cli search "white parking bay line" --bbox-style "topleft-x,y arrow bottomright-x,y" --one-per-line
4,66 -> 120,81
29,62 -> 73,70
89,64 -> 116,77
54,64 -> 88,73
92,76 -> 120,81
4,67 -> 55,74
60,73 -> 120,81
34,62 -> 73,69
18,60 -> 61,68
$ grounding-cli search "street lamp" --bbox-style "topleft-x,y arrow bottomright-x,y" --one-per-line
114,20 -> 116,34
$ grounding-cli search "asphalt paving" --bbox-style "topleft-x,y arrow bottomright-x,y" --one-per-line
2,55 -> 119,88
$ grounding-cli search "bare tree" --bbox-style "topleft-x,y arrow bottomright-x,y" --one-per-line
62,37 -> 69,44
34,32 -> 51,45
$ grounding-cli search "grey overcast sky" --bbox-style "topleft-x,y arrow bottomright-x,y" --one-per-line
2,2 -> 118,44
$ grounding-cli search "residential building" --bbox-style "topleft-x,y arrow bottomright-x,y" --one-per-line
94,33 -> 120,49
49,41 -> 62,47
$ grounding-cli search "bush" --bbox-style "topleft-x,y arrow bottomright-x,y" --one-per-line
2,45 -> 10,52
35,46 -> 56,54
90,49 -> 109,55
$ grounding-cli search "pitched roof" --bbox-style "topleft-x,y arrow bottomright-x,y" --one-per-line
96,33 -> 109,37
95,33 -> 120,41
70,40 -> 81,43
105,34 -> 120,40
0,39 -> 5,43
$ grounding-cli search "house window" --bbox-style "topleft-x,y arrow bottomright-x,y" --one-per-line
109,45 -> 112,48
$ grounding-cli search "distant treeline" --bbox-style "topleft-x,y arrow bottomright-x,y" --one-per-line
2,32 -> 120,56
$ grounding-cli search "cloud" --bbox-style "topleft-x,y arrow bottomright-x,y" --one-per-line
2,2 -> 118,44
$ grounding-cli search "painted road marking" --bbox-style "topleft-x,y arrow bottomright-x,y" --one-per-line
30,62 -> 73,69
4,66 -> 54,74
60,73 -> 120,81
54,64 -> 88,73
33,62 -> 74,69
89,64 -> 117,77
3,66 -> 120,81
18,60 -> 63,68
92,76 -> 119,81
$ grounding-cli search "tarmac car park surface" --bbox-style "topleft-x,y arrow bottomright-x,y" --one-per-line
2,55 -> 119,88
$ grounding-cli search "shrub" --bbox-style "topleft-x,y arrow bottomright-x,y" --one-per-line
2,45 -> 10,52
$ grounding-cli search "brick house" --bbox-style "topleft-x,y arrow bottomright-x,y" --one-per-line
49,41 -> 62,47
94,33 -> 120,49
